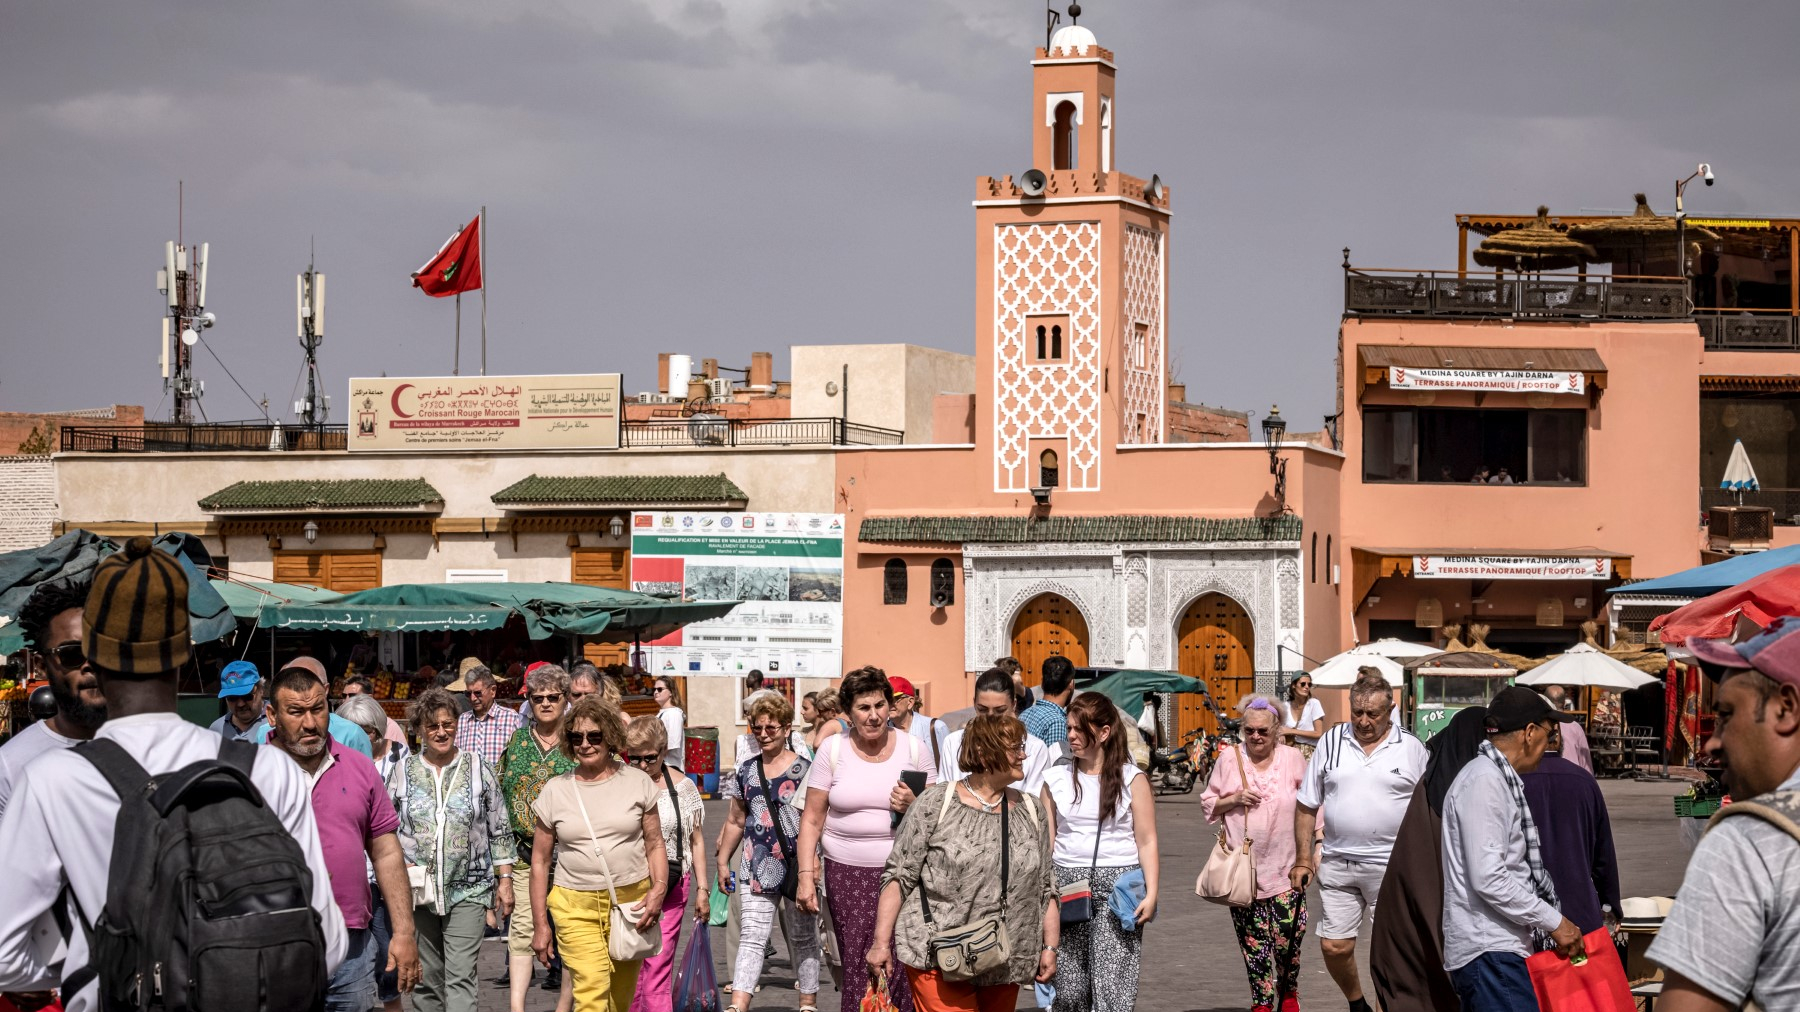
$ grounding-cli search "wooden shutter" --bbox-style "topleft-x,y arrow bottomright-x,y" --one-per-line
273,550 -> 383,592
571,547 -> 629,589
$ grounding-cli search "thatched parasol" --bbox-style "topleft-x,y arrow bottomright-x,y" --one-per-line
1567,193 -> 1715,268
1466,622 -> 1542,671
1473,206 -> 1595,271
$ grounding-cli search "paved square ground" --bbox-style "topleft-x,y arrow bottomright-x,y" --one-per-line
450,777 -> 1693,1012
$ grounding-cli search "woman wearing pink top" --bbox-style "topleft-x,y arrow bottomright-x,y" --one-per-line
796,667 -> 935,1012
1200,697 -> 1310,1012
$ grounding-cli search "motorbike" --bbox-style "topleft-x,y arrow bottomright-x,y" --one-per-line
1149,727 -> 1205,794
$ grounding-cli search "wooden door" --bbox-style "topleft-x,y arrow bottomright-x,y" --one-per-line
273,550 -> 383,592
1009,593 -> 1089,687
573,547 -> 631,666
1175,593 -> 1254,740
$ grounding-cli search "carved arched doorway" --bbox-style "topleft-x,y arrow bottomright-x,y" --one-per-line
1009,593 -> 1090,687
1175,592 -> 1255,740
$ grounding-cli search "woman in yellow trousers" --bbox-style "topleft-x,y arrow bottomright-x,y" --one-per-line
530,696 -> 671,1010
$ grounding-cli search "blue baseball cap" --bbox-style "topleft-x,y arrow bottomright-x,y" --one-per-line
218,660 -> 262,698
1689,615 -> 1800,689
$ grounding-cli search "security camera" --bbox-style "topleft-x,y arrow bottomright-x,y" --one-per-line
1701,163 -> 1714,186
200,311 -> 217,328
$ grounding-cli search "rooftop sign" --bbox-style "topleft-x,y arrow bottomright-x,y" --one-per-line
1414,555 -> 1612,580
1388,367 -> 1585,395
348,374 -> 621,451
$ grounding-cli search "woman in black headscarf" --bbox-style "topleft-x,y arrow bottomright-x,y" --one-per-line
1369,706 -> 1490,1012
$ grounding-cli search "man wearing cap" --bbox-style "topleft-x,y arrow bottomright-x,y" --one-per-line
889,675 -> 948,770
1520,721 -> 1620,936
253,656 -> 374,759
210,659 -> 271,742
1439,686 -> 1585,1012
1648,624 -> 1800,1012
0,579 -> 103,821
0,537 -> 347,1012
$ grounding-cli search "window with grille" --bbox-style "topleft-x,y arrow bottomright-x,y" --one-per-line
930,558 -> 955,607
883,558 -> 908,605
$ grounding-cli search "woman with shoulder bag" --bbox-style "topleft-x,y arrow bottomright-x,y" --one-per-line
1040,694 -> 1159,1012
716,693 -> 824,1012
528,697 -> 669,1012
623,715 -> 708,1012
496,665 -> 577,1012
1198,698 -> 1309,1012
870,714 -> 1059,1012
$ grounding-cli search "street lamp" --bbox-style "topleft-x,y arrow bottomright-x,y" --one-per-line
1675,162 -> 1714,284
1261,404 -> 1288,507
303,519 -> 319,545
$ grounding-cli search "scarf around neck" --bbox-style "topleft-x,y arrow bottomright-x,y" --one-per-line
1476,739 -> 1560,950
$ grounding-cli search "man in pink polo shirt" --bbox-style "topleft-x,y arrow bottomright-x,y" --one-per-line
266,665 -> 422,1011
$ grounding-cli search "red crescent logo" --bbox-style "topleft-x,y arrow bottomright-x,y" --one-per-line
391,383 -> 415,419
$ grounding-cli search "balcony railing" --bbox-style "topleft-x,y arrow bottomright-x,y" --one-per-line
60,416 -> 905,453
1345,269 -> 1689,321
1697,313 -> 1800,351
1701,487 -> 1800,524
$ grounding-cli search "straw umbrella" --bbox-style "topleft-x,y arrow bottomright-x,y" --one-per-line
1473,206 -> 1595,272
1567,193 -> 1715,275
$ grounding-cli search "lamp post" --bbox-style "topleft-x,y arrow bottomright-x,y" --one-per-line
303,519 -> 319,545
1261,404 -> 1288,509
1675,162 -> 1714,286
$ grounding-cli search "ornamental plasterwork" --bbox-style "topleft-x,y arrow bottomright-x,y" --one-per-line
1120,225 -> 1164,443
992,221 -> 1103,492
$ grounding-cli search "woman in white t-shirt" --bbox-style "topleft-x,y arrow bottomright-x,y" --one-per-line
1040,693 -> 1159,1012
1281,674 -> 1325,758
653,676 -> 686,771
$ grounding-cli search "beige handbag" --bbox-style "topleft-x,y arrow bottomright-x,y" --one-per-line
1195,745 -> 1258,908
575,783 -> 663,962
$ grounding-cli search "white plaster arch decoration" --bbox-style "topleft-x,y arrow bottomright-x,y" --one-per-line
1157,571 -> 1273,671
1000,578 -> 1099,647
1124,553 -> 1148,628
1277,556 -> 1301,628
1120,225 -> 1164,443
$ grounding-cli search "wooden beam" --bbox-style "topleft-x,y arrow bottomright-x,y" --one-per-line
1458,219 -> 1469,279
56,520 -> 221,537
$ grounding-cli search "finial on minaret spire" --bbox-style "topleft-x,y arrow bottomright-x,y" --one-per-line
1068,3 -> 1081,24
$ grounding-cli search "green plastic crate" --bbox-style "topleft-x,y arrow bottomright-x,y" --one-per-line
1673,794 -> 1722,819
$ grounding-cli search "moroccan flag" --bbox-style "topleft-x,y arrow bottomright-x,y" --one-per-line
411,214 -> 482,297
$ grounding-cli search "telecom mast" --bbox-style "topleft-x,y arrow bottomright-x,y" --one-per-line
296,257 -> 327,426
156,238 -> 213,423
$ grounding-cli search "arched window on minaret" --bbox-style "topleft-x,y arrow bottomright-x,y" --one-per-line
1100,97 -> 1113,173
1040,449 -> 1060,488
1053,100 -> 1078,170
1036,324 -> 1048,360
1050,325 -> 1063,360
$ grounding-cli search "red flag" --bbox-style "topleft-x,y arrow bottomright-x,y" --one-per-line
411,214 -> 482,297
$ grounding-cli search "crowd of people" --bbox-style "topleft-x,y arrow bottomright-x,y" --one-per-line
0,542 -> 1796,1011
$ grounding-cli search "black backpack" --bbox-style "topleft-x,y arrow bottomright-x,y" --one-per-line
55,737 -> 329,1012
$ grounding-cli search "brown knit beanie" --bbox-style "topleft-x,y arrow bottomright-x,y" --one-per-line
83,536 -> 191,675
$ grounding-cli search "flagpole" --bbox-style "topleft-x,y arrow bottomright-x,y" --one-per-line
454,292 -> 462,375
479,205 -> 488,376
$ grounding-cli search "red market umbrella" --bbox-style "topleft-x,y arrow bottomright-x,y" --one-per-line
1649,564 -> 1800,643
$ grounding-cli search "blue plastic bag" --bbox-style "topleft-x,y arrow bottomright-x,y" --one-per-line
674,917 -> 721,1012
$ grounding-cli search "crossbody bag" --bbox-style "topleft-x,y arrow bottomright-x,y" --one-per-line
755,753 -> 802,901
661,765 -> 685,889
919,783 -> 1022,981
573,778 -> 662,962
1057,765 -> 1105,923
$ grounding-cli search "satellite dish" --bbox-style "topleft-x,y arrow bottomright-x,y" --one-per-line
180,327 -> 199,347
1144,174 -> 1165,203
1020,169 -> 1048,197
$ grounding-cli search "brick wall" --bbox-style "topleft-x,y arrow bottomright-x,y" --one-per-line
0,405 -> 144,454
0,456 -> 55,551
1167,399 -> 1250,443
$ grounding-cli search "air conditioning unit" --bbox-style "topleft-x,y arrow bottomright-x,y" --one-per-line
637,392 -> 657,404
706,377 -> 734,400
1708,505 -> 1774,552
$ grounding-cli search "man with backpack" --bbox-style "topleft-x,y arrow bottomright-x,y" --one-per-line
1650,623 -> 1800,1011
0,537 -> 346,1012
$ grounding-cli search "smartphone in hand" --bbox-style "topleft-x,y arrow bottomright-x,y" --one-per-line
892,769 -> 929,828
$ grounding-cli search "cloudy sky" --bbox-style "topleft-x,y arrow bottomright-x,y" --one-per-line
3,0 -> 1794,431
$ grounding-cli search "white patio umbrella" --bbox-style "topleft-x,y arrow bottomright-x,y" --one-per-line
1308,638 -> 1437,687
1514,642 -> 1660,691
1722,438 -> 1760,504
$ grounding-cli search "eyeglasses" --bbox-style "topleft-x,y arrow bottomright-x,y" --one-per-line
422,721 -> 457,734
751,724 -> 787,736
625,753 -> 661,766
529,692 -> 564,704
1006,741 -> 1028,756
570,731 -> 610,747
1243,727 -> 1273,738
49,643 -> 86,670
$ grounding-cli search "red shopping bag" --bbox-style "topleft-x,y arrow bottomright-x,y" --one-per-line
860,971 -> 900,1012
1525,928 -> 1634,1012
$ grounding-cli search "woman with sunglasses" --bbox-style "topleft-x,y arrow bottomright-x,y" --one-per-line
388,687 -> 516,1012
652,676 -> 686,771
529,696 -> 669,1012
623,714 -> 708,1012
1281,675 -> 1326,758
717,693 -> 823,1012
497,664 -> 578,1012
1200,697 -> 1310,1012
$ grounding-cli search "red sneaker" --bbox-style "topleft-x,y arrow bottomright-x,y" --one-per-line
1279,994 -> 1300,1012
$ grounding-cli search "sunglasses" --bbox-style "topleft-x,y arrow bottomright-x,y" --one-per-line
423,721 -> 457,735
48,642 -> 86,670
1243,727 -> 1273,738
1294,681 -> 1311,688
625,753 -> 662,765
570,731 -> 610,748
529,692 -> 564,704
751,724 -> 788,736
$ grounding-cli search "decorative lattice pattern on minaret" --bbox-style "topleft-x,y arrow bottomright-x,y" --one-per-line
1121,225 -> 1165,443
993,222 -> 1103,492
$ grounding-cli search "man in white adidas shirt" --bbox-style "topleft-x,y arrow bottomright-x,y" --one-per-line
937,667 -> 1057,792
0,538 -> 346,1012
1290,669 -> 1427,1012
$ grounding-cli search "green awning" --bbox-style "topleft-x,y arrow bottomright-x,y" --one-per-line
210,577 -> 344,618
260,603 -> 516,633
1076,668 -> 1219,720
247,581 -> 742,640
0,530 -> 235,653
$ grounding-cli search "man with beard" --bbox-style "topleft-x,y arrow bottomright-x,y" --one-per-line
0,579 -> 104,818
265,663 -> 421,1011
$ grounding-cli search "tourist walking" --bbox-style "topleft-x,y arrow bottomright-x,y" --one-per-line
1042,693 -> 1158,1012
1520,723 -> 1620,935
389,687 -> 517,1012
797,666 -> 936,1012
497,664 -> 578,1012
265,665 -> 422,1012
1280,674 -> 1325,756
653,675 -> 687,771
1201,698 -> 1308,1012
1018,656 -> 1074,750
1648,625 -> 1800,1011
718,692 -> 823,1012
937,668 -> 1057,792
211,659 -> 271,741
0,538 -> 348,1012
1291,669 -> 1427,1012
456,663 -> 526,770
253,656 -> 374,757
1368,706 -> 1489,1012
0,578 -> 102,818
529,696 -> 669,1012
871,714 -> 1059,1012
1439,687 -> 1583,1012
891,675 -> 949,770
806,690 -> 845,751
624,714 -> 708,1012
338,692 -> 413,1012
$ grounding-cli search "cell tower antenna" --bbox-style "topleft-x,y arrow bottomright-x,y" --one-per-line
158,183 -> 211,423
296,244 -> 328,427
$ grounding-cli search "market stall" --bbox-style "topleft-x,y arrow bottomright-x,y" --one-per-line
1403,650 -> 1516,740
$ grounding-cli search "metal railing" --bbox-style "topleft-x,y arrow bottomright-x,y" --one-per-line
1697,313 -> 1800,351
1701,487 -> 1800,523
61,416 -> 905,452
1345,269 -> 1689,320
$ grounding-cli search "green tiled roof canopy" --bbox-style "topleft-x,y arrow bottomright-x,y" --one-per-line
859,514 -> 1303,544
198,479 -> 444,512
492,473 -> 749,507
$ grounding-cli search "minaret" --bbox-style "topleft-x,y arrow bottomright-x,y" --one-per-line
974,9 -> 1172,495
